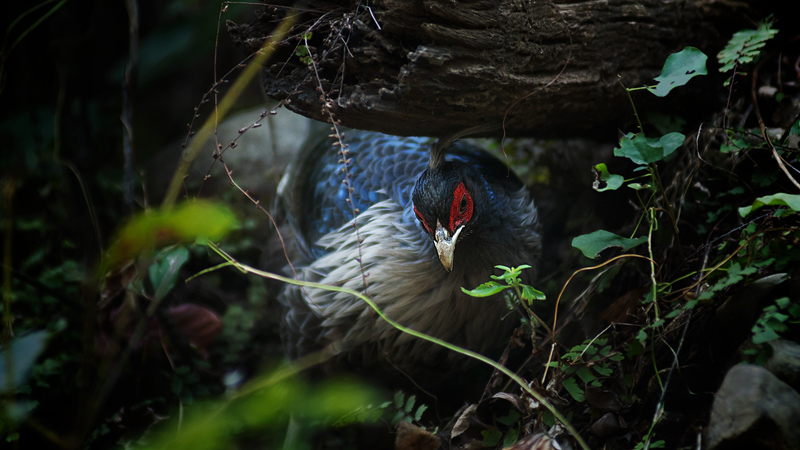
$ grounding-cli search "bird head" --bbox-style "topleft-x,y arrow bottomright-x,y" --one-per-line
412,161 -> 493,272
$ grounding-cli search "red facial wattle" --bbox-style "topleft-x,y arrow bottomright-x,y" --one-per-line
414,204 -> 433,234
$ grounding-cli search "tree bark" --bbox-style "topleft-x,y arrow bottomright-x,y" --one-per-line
228,0 -> 781,138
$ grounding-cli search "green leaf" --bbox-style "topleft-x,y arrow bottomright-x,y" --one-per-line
0,330 -> 50,391
738,193 -> 800,217
149,246 -> 190,301
520,284 -> 546,302
104,201 -> 238,271
461,281 -> 507,297
562,377 -> 585,402
576,367 -> 597,384
391,410 -> 405,425
414,404 -> 427,422
404,395 -> 416,413
572,230 -> 648,259
718,20 -> 778,73
614,132 -> 685,165
593,163 -> 624,191
790,119 -> 800,137
503,427 -> 520,448
497,409 -> 520,426
481,429 -> 503,447
593,365 -> 613,377
540,410 -> 555,428
648,47 -> 708,97
394,391 -> 405,409
627,182 -> 651,191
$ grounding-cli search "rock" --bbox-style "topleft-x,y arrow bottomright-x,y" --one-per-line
147,104 -> 325,202
704,364 -> 800,450
765,339 -> 800,392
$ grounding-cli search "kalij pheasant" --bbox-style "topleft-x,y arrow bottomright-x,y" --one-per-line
278,129 -> 541,379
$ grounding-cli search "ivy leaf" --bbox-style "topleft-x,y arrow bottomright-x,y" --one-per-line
648,47 -> 708,97
572,230 -> 648,259
614,132 -> 685,165
738,193 -> 800,217
593,163 -> 624,191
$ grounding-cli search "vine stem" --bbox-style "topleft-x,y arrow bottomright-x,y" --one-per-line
199,244 -> 592,450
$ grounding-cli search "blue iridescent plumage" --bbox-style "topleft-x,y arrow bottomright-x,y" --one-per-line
296,131 -> 515,257
303,133 -> 430,249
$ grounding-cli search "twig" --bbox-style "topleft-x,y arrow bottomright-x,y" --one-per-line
162,14 -> 297,207
122,0 -> 139,213
304,25 -> 371,295
751,52 -> 800,191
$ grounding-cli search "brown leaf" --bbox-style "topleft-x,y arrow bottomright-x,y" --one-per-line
476,392 -> 525,430
395,421 -> 440,450
584,386 -> 622,411
98,262 -> 137,310
167,304 -> 223,356
592,286 -> 650,331
451,404 -> 478,439
590,412 -> 621,438
503,432 -> 560,450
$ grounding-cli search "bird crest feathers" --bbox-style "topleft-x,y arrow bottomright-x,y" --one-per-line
429,123 -> 501,170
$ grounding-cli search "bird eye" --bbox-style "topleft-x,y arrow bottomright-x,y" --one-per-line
450,182 -> 473,231
459,195 -> 468,213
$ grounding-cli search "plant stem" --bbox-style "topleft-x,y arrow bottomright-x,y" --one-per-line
207,244 -> 592,450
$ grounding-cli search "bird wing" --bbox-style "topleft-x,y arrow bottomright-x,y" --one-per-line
281,130 -> 432,256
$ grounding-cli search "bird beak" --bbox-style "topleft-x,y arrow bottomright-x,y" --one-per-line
434,221 -> 464,272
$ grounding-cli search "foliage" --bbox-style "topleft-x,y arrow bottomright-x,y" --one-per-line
333,390 -> 429,428
647,47 -> 708,97
462,265 -> 548,334
0,330 -> 51,391
718,19 -> 779,85
751,297 -> 800,345
389,391 -> 429,425
572,230 -> 647,260
592,163 -> 623,192
547,337 -> 624,403
739,193 -> 800,218
144,371 -> 379,450
102,201 -> 238,272
295,32 -> 314,65
462,265 -> 545,304
573,48 -> 698,265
